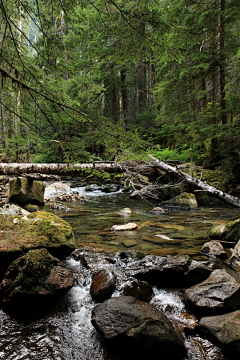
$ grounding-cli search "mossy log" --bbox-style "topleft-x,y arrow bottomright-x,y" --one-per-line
149,155 -> 240,208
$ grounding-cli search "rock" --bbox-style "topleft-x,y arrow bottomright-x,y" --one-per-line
101,184 -> 120,193
148,207 -> 165,214
24,204 -> 40,213
210,216 -> 240,243
201,240 -> 228,259
56,193 -> 85,202
50,202 -> 71,212
123,279 -> 153,302
199,310 -> 240,358
187,260 -> 216,287
45,182 -> 71,198
121,239 -> 137,247
0,248 -> 74,306
129,187 -> 158,200
111,223 -> 139,231
163,192 -> 198,209
128,255 -> 191,287
90,269 -> 116,302
8,177 -> 45,206
85,184 -> 101,192
183,269 -> 240,316
91,296 -> 187,360
228,240 -> 240,267
0,211 -> 75,279
194,190 -> 224,206
117,207 -> 133,215
0,203 -> 30,216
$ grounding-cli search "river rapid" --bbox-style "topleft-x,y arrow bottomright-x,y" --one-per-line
1,182 -> 240,360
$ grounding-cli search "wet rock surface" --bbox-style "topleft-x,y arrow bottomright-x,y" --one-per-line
228,239 -> 240,267
210,216 -> 240,243
199,310 -> 240,357
90,269 -> 116,302
128,255 -> 191,287
111,222 -> 139,231
187,260 -> 216,287
163,192 -> 198,210
122,279 -> 153,302
91,296 -> 187,360
183,269 -> 240,316
0,248 -> 74,306
201,240 -> 228,259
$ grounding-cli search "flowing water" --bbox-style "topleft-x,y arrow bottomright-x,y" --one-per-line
1,183 -> 240,360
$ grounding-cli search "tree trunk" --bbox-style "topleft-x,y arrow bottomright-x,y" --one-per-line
148,155 -> 240,207
219,0 -> 227,125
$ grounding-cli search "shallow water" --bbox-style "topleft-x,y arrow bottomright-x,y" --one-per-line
1,183 -> 239,360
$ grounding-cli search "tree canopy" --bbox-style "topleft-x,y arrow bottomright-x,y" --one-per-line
1,0 -> 240,173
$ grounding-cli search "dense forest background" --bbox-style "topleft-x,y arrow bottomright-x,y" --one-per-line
1,0 -> 240,176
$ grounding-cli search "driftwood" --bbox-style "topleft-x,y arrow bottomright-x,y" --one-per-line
0,162 -> 123,176
148,155 -> 240,208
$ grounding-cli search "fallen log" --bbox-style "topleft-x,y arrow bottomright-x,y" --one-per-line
148,155 -> 240,208
0,162 -> 123,176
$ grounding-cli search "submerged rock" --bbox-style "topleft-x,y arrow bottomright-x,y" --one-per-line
201,240 -> 228,260
148,207 -> 165,214
0,248 -> 74,306
117,207 -> 133,215
91,296 -> 187,360
210,217 -> 240,243
183,269 -> 240,316
199,310 -> 240,358
90,269 -> 116,302
9,177 -> 45,206
128,255 -> 191,287
111,223 -> 139,231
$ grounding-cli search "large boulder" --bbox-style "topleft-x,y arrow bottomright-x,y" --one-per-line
91,296 -> 187,360
128,255 -> 191,287
0,248 -> 74,306
90,269 -> 116,302
228,240 -> 240,267
183,269 -> 240,316
122,279 -> 153,302
210,217 -> 240,243
9,177 -> 45,206
199,310 -> 240,358
0,211 -> 75,279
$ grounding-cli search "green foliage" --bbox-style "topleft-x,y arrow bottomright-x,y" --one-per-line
150,146 -> 191,163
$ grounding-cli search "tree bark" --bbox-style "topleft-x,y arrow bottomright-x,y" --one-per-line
0,162 -> 123,175
148,155 -> 240,207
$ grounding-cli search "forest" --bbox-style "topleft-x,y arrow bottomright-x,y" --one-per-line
1,0 -> 240,177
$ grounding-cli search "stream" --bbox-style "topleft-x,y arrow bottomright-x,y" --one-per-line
1,182 -> 240,360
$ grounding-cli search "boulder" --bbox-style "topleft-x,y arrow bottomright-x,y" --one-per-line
122,279 -> 153,302
210,217 -> 240,243
24,204 -> 40,213
111,223 -> 139,231
101,184 -> 120,193
0,211 -> 75,279
183,269 -> 240,316
50,202 -> 71,212
187,260 -> 216,287
91,296 -> 187,360
193,190 -> 224,206
201,240 -> 228,260
90,269 -> 116,302
44,182 -> 71,198
56,193 -> 85,202
163,192 -> 198,209
199,310 -> 240,358
128,255 -> 191,287
0,248 -> 74,306
0,203 -> 30,216
228,240 -> 240,267
9,177 -> 45,206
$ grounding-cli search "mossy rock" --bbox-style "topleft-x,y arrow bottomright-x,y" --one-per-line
0,248 -> 74,305
210,216 -> 240,243
163,192 -> 198,209
9,177 -> 45,206
0,211 -> 75,279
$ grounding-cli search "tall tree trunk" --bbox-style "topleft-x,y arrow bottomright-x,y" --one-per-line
219,0 -> 227,125
120,68 -> 128,128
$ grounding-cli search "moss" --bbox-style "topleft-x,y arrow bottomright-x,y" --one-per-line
210,218 -> 240,242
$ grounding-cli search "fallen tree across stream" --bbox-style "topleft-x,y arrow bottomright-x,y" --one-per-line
148,155 -> 240,208
0,162 -> 123,175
